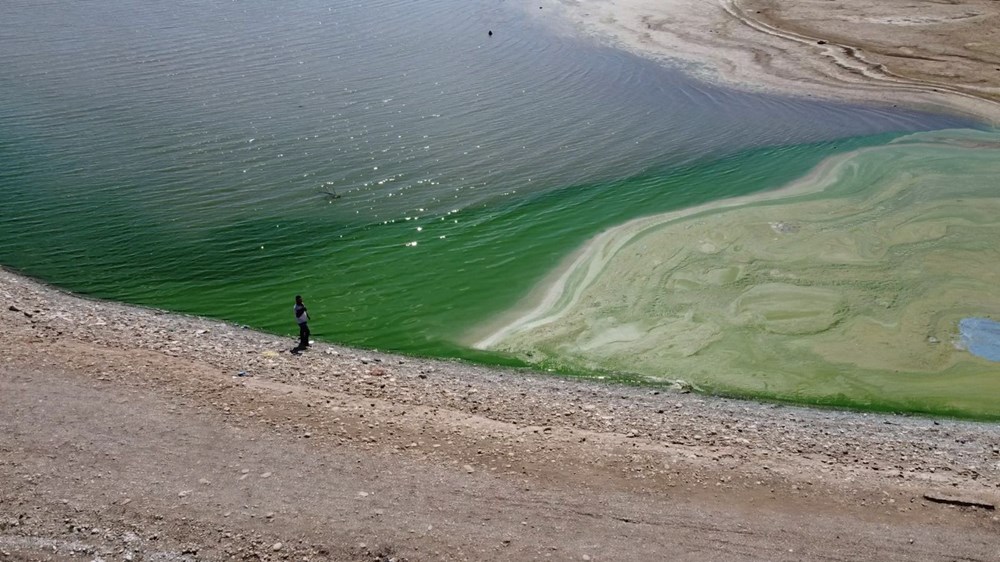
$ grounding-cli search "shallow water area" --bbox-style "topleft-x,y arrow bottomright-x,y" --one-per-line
481,129 -> 1000,418
959,318 -> 1000,362
0,0 -> 991,415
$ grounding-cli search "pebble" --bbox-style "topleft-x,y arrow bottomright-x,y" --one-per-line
272,542 -> 282,551
7,268 -> 1000,560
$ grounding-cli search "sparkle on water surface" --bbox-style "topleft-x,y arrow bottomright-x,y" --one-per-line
1,0 -> 994,416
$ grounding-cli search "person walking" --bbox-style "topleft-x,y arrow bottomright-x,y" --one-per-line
294,295 -> 310,351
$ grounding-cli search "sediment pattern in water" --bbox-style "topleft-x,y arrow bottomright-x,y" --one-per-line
478,129 -> 1000,417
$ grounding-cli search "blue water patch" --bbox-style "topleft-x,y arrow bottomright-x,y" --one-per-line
959,318 -> 1000,361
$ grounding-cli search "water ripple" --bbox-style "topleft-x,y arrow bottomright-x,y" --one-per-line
0,0 -> 977,354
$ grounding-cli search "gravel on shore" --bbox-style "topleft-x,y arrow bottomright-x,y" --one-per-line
4,266 -> 1000,502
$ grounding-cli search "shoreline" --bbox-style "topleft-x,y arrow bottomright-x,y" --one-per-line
536,0 -> 1000,125
4,266 -> 1000,559
7,1 -> 1000,557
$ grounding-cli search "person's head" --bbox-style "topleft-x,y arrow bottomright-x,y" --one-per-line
295,295 -> 303,304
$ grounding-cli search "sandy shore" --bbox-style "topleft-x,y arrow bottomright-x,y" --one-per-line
6,2 -> 1000,560
3,267 -> 1000,562
538,0 -> 1000,124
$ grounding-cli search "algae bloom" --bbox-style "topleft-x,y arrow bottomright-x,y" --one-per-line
478,129 -> 1000,418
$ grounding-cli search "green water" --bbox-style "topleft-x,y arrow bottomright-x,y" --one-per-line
2,0 -> 994,418
3,135 -> 896,359
482,129 -> 1000,419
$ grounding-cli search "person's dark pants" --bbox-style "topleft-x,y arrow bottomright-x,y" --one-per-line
298,322 -> 310,349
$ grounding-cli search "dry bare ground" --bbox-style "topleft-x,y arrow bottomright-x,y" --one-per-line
546,0 -> 1000,122
2,267 -> 1000,561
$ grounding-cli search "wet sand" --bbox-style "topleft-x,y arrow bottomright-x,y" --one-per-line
538,0 -> 1000,123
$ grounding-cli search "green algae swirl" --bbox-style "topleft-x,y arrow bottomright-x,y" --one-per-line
476,129 -> 1000,418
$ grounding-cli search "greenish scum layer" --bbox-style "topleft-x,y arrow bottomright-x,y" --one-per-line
478,130 -> 1000,418
6,130 -> 1000,418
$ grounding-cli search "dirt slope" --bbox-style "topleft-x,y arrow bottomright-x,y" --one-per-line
2,269 -> 1000,561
